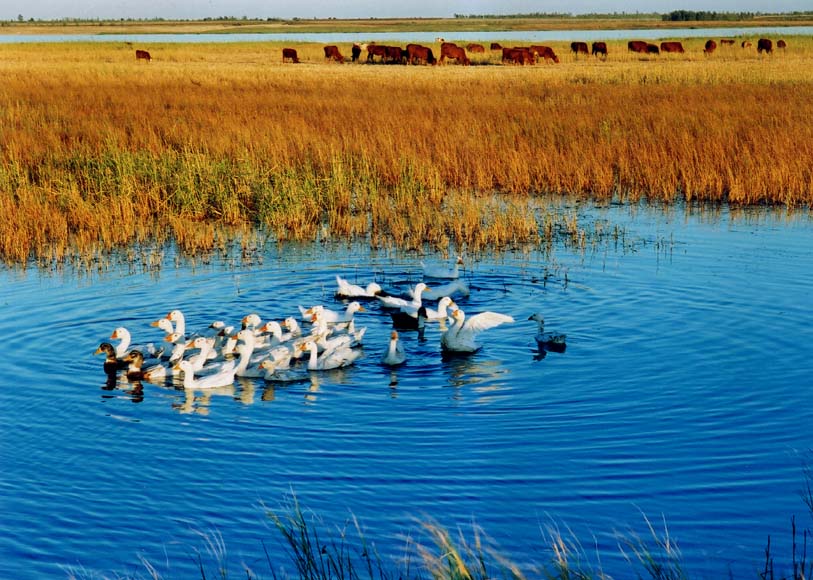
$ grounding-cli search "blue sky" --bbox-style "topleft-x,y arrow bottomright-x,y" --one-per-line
4,1 -> 811,21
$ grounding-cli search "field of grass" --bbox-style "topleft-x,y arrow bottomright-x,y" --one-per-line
1,39 -> 812,265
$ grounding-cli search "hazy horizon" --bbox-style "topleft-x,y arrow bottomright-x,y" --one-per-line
4,1 -> 812,22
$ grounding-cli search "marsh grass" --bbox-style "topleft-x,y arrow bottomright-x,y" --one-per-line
1,41 -> 812,265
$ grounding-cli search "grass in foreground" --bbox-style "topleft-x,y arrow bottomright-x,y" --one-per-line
68,479 -> 813,580
1,41 -> 812,266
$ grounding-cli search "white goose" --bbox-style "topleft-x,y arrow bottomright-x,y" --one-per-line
310,301 -> 365,325
111,327 -> 162,360
440,308 -> 514,353
335,275 -> 383,299
381,331 -> 406,366
298,340 -> 362,371
378,282 -> 427,310
408,279 -> 470,301
174,359 -> 236,389
412,296 -> 456,321
165,309 -> 187,337
422,255 -> 464,279
282,317 -> 302,339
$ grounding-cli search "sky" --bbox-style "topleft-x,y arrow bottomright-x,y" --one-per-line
3,0 -> 811,22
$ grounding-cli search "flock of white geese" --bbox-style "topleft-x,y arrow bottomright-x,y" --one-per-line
95,256 -> 564,390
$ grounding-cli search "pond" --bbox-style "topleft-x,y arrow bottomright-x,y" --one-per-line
1,25 -> 812,44
1,201 -> 812,579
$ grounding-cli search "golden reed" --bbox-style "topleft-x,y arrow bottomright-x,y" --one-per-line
1,41 -> 811,264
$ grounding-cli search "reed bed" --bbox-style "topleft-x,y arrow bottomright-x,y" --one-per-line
1,41 -> 812,265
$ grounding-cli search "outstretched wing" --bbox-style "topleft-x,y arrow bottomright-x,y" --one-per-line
463,312 -> 514,334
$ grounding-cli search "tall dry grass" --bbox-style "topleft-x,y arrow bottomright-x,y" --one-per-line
1,41 -> 811,265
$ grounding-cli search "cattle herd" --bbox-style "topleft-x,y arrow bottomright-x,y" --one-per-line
131,37 -> 789,65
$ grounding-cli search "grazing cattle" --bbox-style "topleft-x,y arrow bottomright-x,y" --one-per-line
367,43 -> 388,63
323,45 -> 344,63
406,43 -> 437,65
646,44 -> 660,55
777,39 -> 787,49
385,45 -> 406,64
720,39 -> 735,46
571,41 -> 589,56
530,45 -> 559,64
660,41 -> 685,54
742,41 -> 752,49
282,48 -> 299,63
351,43 -> 362,62
591,42 -> 608,58
502,47 -> 535,65
466,43 -> 485,53
490,42 -> 503,51
704,40 -> 717,54
440,42 -> 470,65
135,49 -> 151,62
627,40 -> 649,54
757,38 -> 773,54
435,37 -> 445,43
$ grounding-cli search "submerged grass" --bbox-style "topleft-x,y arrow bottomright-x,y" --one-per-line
1,41 -> 812,265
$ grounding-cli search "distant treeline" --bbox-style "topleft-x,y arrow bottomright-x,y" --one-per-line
453,12 -> 659,19
453,10 -> 813,20
661,10 -> 755,21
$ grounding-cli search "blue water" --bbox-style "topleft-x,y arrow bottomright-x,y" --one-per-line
1,202 -> 811,579
1,26 -> 811,44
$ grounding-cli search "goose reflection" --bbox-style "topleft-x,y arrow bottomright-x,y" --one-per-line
172,383 -> 235,415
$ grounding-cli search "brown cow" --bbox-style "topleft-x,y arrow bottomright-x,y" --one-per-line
367,43 -> 388,63
704,40 -> 717,54
502,47 -> 535,65
627,40 -> 648,54
742,41 -> 752,49
351,43 -> 362,62
323,45 -> 344,63
406,43 -> 436,65
440,42 -> 470,65
490,42 -> 503,51
282,48 -> 299,63
757,38 -> 773,54
571,41 -> 589,56
384,45 -> 406,64
466,43 -> 485,53
135,49 -> 151,62
529,45 -> 559,64
646,44 -> 660,55
720,39 -> 735,46
777,39 -> 787,49
660,41 -> 685,54
591,42 -> 608,58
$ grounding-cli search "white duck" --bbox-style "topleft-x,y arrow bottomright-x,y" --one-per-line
335,275 -> 383,299
381,331 -> 406,366
298,340 -> 362,371
440,308 -> 514,353
422,255 -> 464,279
408,279 -> 470,301
174,359 -> 236,390
378,282 -> 427,310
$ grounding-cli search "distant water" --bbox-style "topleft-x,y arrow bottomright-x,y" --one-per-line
1,202 -> 811,579
1,26 -> 811,44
